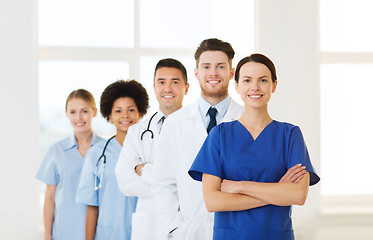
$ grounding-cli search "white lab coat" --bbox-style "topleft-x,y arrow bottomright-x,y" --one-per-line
115,112 -> 163,240
152,99 -> 243,240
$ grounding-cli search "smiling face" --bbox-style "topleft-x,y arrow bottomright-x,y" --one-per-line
235,62 -> 277,109
194,51 -> 234,102
109,97 -> 141,135
66,98 -> 97,134
153,67 -> 189,116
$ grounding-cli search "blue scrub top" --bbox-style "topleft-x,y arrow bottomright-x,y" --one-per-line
36,133 -> 103,240
76,137 -> 137,240
189,120 -> 320,240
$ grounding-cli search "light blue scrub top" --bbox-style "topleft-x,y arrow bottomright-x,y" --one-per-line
189,120 -> 320,240
36,133 -> 103,240
76,137 -> 137,240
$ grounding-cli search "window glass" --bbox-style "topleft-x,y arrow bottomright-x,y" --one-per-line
139,0 -> 254,53
38,0 -> 134,47
320,0 -> 373,52
139,0 -> 213,48
320,64 -> 373,195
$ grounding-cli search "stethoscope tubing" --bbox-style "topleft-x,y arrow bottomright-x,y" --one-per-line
95,111 -> 157,190
94,135 -> 116,190
140,112 -> 158,140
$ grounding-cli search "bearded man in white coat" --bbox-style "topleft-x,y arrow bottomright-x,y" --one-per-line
115,58 -> 189,240
152,38 -> 243,240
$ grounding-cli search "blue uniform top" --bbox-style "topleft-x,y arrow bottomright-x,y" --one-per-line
189,120 -> 320,240
36,133 -> 103,240
76,137 -> 138,240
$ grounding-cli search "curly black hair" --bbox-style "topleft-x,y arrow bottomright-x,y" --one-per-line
100,80 -> 149,121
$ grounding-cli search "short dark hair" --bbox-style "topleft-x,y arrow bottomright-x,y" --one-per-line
194,38 -> 235,67
65,89 -> 96,110
234,53 -> 277,83
154,58 -> 188,84
100,80 -> 149,121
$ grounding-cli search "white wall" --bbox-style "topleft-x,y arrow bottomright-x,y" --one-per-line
0,0 -> 41,239
255,0 -> 320,239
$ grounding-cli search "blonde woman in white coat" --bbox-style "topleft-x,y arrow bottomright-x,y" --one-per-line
115,58 -> 189,240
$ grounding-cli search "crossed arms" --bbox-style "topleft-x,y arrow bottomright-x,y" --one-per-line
202,164 -> 309,212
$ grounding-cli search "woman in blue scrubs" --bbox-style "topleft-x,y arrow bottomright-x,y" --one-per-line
76,80 -> 149,240
189,54 -> 320,240
36,89 -> 103,240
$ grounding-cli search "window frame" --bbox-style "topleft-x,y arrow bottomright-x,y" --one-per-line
320,35 -> 373,214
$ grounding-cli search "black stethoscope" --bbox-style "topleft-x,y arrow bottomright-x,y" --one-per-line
140,112 -> 158,140
94,135 -> 116,190
94,112 -> 159,190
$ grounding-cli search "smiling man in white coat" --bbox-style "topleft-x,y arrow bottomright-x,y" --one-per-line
115,58 -> 189,240
152,38 -> 243,240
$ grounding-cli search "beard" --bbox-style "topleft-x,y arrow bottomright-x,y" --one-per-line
200,83 -> 229,98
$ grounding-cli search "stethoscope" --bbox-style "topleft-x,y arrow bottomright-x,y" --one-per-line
94,112 -> 159,190
140,112 -> 158,140
94,135 -> 116,190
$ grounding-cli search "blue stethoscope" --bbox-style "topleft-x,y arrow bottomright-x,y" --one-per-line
94,135 -> 116,190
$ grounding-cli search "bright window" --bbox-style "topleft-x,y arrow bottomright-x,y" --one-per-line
320,0 -> 373,52
38,0 -> 254,154
320,0 -> 373,196
320,64 -> 373,195
38,0 -> 134,47
139,0 -> 214,48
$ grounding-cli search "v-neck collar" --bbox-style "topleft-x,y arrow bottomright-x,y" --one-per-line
112,136 -> 122,149
235,120 -> 275,142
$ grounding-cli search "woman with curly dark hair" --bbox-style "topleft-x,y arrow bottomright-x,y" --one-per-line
76,80 -> 149,240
